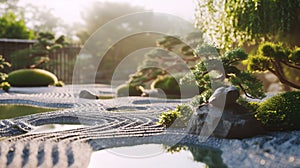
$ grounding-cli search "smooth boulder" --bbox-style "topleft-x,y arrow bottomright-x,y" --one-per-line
187,86 -> 265,139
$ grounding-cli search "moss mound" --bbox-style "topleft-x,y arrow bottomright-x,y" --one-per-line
151,75 -> 180,95
7,69 -> 58,87
151,75 -> 199,98
116,84 -> 142,97
255,91 -> 300,131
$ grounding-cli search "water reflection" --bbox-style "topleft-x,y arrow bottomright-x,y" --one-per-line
163,144 -> 227,168
88,144 -> 227,168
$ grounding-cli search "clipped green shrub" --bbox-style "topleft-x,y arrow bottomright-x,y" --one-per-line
116,84 -> 142,97
151,75 -> 180,95
157,104 -> 193,128
7,69 -> 58,87
255,91 -> 300,131
0,82 -> 10,92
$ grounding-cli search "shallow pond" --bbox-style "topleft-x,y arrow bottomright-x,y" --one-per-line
0,104 -> 57,119
88,144 -> 227,168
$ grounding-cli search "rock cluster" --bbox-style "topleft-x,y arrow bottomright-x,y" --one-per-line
187,86 -> 265,138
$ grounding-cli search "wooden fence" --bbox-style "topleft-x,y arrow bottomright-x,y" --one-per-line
0,39 -> 81,84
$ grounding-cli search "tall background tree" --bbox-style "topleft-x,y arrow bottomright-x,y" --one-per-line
195,0 -> 300,91
195,0 -> 300,49
0,12 -> 33,39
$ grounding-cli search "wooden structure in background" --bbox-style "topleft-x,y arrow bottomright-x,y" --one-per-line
0,39 -> 81,84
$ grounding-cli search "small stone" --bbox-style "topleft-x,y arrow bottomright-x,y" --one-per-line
79,90 -> 98,99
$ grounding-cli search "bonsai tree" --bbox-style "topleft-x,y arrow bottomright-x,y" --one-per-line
247,42 -> 300,89
118,32 -> 204,97
11,32 -> 67,69
182,44 -> 265,100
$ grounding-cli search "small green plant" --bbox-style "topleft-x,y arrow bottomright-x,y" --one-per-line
0,55 -> 11,92
162,144 -> 188,153
54,80 -> 65,87
0,82 -> 10,92
157,104 -> 194,128
255,91 -> 300,131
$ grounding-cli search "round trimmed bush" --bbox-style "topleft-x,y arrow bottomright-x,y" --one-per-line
7,69 -> 58,87
116,84 -> 142,97
151,75 -> 199,98
151,75 -> 180,95
255,91 -> 300,131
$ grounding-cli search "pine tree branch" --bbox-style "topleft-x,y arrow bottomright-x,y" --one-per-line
281,60 -> 300,70
270,59 -> 300,89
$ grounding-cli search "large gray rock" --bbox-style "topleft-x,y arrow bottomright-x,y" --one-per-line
187,86 -> 265,138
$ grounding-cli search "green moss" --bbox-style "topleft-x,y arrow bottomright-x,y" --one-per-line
255,91 -> 300,131
116,84 -> 142,97
157,104 -> 193,128
7,69 -> 58,87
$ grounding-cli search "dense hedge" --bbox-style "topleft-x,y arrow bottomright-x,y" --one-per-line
255,91 -> 300,131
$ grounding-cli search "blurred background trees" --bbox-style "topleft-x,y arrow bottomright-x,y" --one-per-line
0,12 -> 33,39
0,0 -> 299,91
195,0 -> 300,91
195,0 -> 300,49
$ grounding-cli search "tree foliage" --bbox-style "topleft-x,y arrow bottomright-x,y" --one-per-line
185,45 -> 265,99
11,32 -> 66,69
0,12 -> 34,39
157,104 -> 193,128
247,42 -> 300,89
195,0 -> 300,49
0,55 -> 11,91
124,32 -> 203,96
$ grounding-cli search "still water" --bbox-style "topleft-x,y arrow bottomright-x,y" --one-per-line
88,144 -> 227,168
